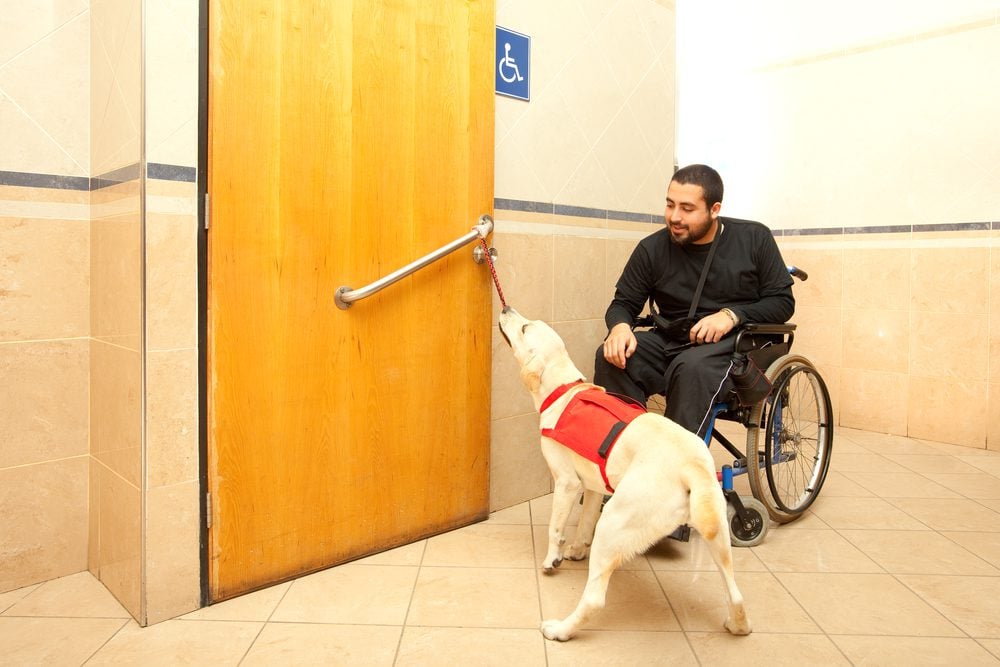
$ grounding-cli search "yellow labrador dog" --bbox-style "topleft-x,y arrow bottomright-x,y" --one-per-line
498,306 -> 751,642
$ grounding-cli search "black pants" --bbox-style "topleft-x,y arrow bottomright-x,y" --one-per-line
594,330 -> 735,438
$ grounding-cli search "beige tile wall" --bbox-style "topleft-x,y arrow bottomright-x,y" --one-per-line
140,0 -> 201,624
89,0 -> 144,621
489,0 -> 677,509
0,2 -> 92,597
488,215 -> 655,509
780,231 -> 998,451
142,179 -> 200,624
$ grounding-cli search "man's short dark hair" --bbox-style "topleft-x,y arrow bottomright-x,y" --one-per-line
672,164 -> 724,209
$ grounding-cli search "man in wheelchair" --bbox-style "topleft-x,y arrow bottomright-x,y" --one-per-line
595,163 -> 794,439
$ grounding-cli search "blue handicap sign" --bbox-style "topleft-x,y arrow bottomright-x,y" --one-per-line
495,26 -> 530,101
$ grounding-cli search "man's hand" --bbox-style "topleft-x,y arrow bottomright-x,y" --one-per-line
603,323 -> 636,369
689,311 -> 737,345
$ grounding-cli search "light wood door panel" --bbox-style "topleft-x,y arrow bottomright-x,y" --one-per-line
207,0 -> 494,601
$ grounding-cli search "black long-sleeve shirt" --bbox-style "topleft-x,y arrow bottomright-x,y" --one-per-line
605,217 -> 794,330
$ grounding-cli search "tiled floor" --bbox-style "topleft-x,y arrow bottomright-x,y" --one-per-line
4,426 -> 1000,665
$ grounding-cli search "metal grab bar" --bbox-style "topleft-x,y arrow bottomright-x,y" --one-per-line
335,214 -> 494,309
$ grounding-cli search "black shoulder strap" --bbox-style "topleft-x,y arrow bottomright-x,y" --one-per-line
687,226 -> 720,319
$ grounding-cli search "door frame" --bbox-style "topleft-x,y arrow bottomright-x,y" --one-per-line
196,0 -> 210,606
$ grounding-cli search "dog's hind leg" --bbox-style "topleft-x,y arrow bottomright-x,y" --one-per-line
542,474 -> 582,573
541,490 -> 664,641
686,468 -> 752,635
541,520 -> 622,641
565,490 -> 602,561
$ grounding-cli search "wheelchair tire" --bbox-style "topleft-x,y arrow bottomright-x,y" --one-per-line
727,496 -> 768,547
745,355 -> 833,523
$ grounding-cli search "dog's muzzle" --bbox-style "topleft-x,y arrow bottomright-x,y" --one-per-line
498,306 -> 516,347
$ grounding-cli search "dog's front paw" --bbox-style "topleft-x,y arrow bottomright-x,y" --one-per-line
541,557 -> 563,573
540,619 -> 573,642
724,611 -> 752,636
564,544 -> 590,561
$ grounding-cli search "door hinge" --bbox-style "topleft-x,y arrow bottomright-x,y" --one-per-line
204,192 -> 210,231
205,492 -> 212,529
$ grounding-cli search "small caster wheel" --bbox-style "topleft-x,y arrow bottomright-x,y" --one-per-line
727,496 -> 769,547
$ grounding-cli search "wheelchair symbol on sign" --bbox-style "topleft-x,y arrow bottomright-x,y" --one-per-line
498,42 -> 524,83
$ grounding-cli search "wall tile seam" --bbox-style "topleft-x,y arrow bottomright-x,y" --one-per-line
751,16 -> 1000,73
89,337 -> 143,352
0,6 -> 91,70
89,456 -> 142,488
0,453 -> 89,473
146,346 -> 198,354
854,372 -> 990,384
144,478 -> 199,492
0,336 -> 90,346
906,375 -> 991,386
0,214 -> 90,222
492,411 -> 538,422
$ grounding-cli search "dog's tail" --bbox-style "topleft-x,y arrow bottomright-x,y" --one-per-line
683,462 -> 724,542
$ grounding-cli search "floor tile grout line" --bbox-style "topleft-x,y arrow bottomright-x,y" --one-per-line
79,618 -> 131,666
885,569 -> 974,641
648,560 -> 702,664
1,613 -> 133,620
233,578 -> 296,665
391,538 -> 429,665
935,531 -> 1000,574
525,504 -> 558,665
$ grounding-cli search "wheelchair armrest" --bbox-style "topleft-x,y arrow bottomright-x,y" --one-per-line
734,323 -> 796,354
739,323 -> 796,335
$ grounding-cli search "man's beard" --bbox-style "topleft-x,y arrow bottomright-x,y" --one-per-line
668,217 -> 714,245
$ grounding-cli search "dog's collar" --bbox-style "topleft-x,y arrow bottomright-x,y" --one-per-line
539,380 -> 586,413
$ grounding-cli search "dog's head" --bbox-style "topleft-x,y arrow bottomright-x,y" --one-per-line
498,307 -> 584,408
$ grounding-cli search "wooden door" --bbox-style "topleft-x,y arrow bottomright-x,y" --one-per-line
207,0 -> 494,601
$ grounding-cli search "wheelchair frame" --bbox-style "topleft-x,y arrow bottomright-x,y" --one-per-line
643,270 -> 835,546
700,324 -> 834,546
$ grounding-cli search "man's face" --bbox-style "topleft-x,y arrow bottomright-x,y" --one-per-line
664,181 -> 719,245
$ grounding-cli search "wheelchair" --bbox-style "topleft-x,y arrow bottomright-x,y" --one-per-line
642,267 -> 834,547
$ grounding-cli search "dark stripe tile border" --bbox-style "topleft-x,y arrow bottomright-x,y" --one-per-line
1,163 -> 196,192
496,197 -> 658,224
0,181 -> 995,234
845,224 -> 913,235
91,163 -> 142,190
496,199 -> 1000,236
554,203 -> 609,220
779,226 -> 846,236
0,170 -> 90,191
913,221 -> 991,233
613,210 -> 656,223
148,163 -> 197,182
493,197 -> 553,214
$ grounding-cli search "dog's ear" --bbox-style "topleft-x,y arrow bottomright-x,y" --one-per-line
519,355 -> 543,394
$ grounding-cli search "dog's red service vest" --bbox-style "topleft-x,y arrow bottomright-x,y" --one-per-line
540,383 -> 647,493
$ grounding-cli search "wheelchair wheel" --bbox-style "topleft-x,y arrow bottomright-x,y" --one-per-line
745,355 -> 833,523
727,496 -> 768,547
